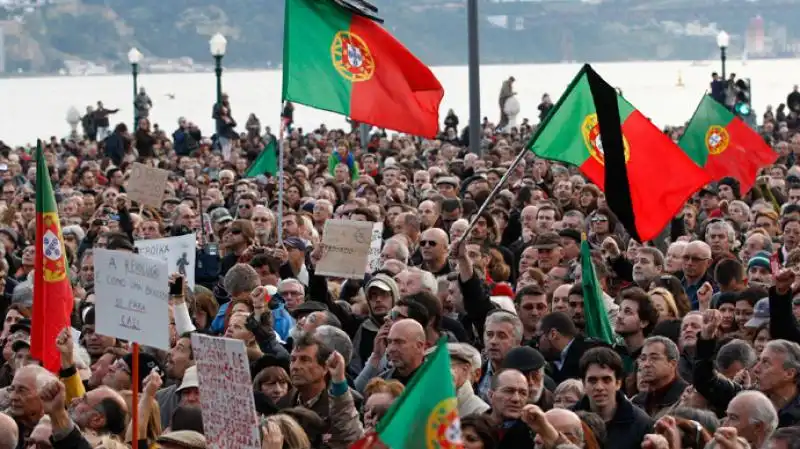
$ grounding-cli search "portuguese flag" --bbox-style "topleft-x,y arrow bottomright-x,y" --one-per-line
245,140 -> 278,178
679,95 -> 777,194
282,0 -> 444,138
351,338 -> 461,449
580,237 -> 615,345
32,140 -> 74,372
528,65 -> 710,242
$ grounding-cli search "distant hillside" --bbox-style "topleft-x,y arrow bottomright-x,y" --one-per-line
1,0 -> 798,74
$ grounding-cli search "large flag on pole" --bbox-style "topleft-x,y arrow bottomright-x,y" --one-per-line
678,94 -> 777,194
527,64 -> 711,242
580,237 -> 615,345
350,338 -> 462,449
32,140 -> 74,372
282,0 -> 444,138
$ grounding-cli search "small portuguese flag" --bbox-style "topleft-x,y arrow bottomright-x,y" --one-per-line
32,140 -> 74,372
282,0 -> 444,138
351,338 -> 462,449
528,64 -> 711,242
245,140 -> 278,178
580,236 -> 615,345
679,94 -> 777,194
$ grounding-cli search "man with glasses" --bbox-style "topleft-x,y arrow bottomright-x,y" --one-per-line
5,365 -> 53,448
418,228 -> 450,277
632,336 -> 687,417
236,192 -> 257,220
680,241 -> 715,309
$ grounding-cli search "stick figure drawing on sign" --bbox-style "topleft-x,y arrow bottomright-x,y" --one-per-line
176,252 -> 189,277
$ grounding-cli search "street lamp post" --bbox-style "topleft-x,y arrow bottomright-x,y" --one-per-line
127,48 -> 142,129
717,30 -> 729,80
209,33 -> 227,111
467,0 -> 481,155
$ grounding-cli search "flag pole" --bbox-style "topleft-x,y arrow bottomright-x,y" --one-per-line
277,119 -> 285,243
458,144 -> 528,244
131,342 -> 140,444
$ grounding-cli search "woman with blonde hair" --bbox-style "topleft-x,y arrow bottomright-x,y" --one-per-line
263,414 -> 311,449
648,287 -> 680,322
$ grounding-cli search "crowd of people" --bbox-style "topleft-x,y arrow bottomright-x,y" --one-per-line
0,75 -> 798,449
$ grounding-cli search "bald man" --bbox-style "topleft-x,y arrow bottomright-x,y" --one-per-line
420,228 -> 450,276
0,412 -> 18,449
534,408 -> 585,449
682,241 -> 715,308
418,200 -> 440,230
385,319 -> 427,385
68,385 -> 128,437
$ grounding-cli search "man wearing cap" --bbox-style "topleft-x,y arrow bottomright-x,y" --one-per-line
532,233 -> 563,273
175,365 -> 200,408
501,346 -> 553,410
436,177 -> 459,199
747,251 -> 773,289
103,351 -> 163,392
280,238 -> 310,286
350,274 -> 401,373
744,298 -> 770,331
448,343 -> 490,416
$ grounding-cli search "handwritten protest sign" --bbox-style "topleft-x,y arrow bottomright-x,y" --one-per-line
93,249 -> 169,349
135,233 -> 196,288
317,219 -> 374,279
365,222 -> 384,274
191,334 -> 261,449
127,162 -> 170,209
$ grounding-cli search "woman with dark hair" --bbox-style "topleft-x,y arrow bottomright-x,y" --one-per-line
461,415 -> 498,449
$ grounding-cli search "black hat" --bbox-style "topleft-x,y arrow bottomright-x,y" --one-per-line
289,301 -> 328,319
10,318 -> 31,335
11,337 -> 30,353
558,229 -> 582,244
500,346 -> 545,374
122,352 -> 164,391
533,232 -> 562,250
699,185 -> 718,197
250,354 -> 290,380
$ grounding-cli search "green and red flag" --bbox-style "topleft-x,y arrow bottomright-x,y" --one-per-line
282,0 -> 444,138
245,139 -> 278,178
580,236 -> 615,345
350,337 -> 463,449
678,94 -> 777,194
32,140 -> 73,372
527,64 -> 711,242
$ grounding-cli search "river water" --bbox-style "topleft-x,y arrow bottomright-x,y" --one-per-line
1,58 -> 798,145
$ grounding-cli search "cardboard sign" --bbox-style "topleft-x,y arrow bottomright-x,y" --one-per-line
316,219 -> 374,279
135,233 -> 196,288
93,249 -> 170,349
127,162 -> 169,209
365,222 -> 384,274
191,334 -> 261,449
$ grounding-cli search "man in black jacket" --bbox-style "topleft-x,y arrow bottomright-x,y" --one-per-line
573,347 -> 653,449
537,312 -> 595,384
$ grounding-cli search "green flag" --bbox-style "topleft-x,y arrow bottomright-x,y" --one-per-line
356,338 -> 461,449
581,239 -> 615,345
245,140 -> 278,178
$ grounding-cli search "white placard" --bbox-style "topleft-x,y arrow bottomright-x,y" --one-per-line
135,234 -> 196,288
93,249 -> 170,349
191,334 -> 261,449
365,222 -> 384,274
316,219 -> 374,279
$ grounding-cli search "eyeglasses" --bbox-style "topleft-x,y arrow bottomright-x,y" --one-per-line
420,240 -> 437,247
229,229 -> 242,235
591,216 -> 608,223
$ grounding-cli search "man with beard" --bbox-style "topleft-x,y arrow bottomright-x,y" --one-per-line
501,346 -> 553,410
537,312 -> 593,384
676,312 -> 704,381
66,385 -> 128,441
566,284 -> 586,331
631,336 -> 688,417
156,333 -> 195,428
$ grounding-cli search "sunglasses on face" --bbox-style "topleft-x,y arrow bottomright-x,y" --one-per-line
420,240 -> 438,247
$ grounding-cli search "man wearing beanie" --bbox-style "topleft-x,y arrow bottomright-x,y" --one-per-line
747,251 -> 773,289
718,177 -> 741,201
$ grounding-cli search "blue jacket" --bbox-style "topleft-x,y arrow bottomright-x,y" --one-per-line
210,293 -> 295,340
